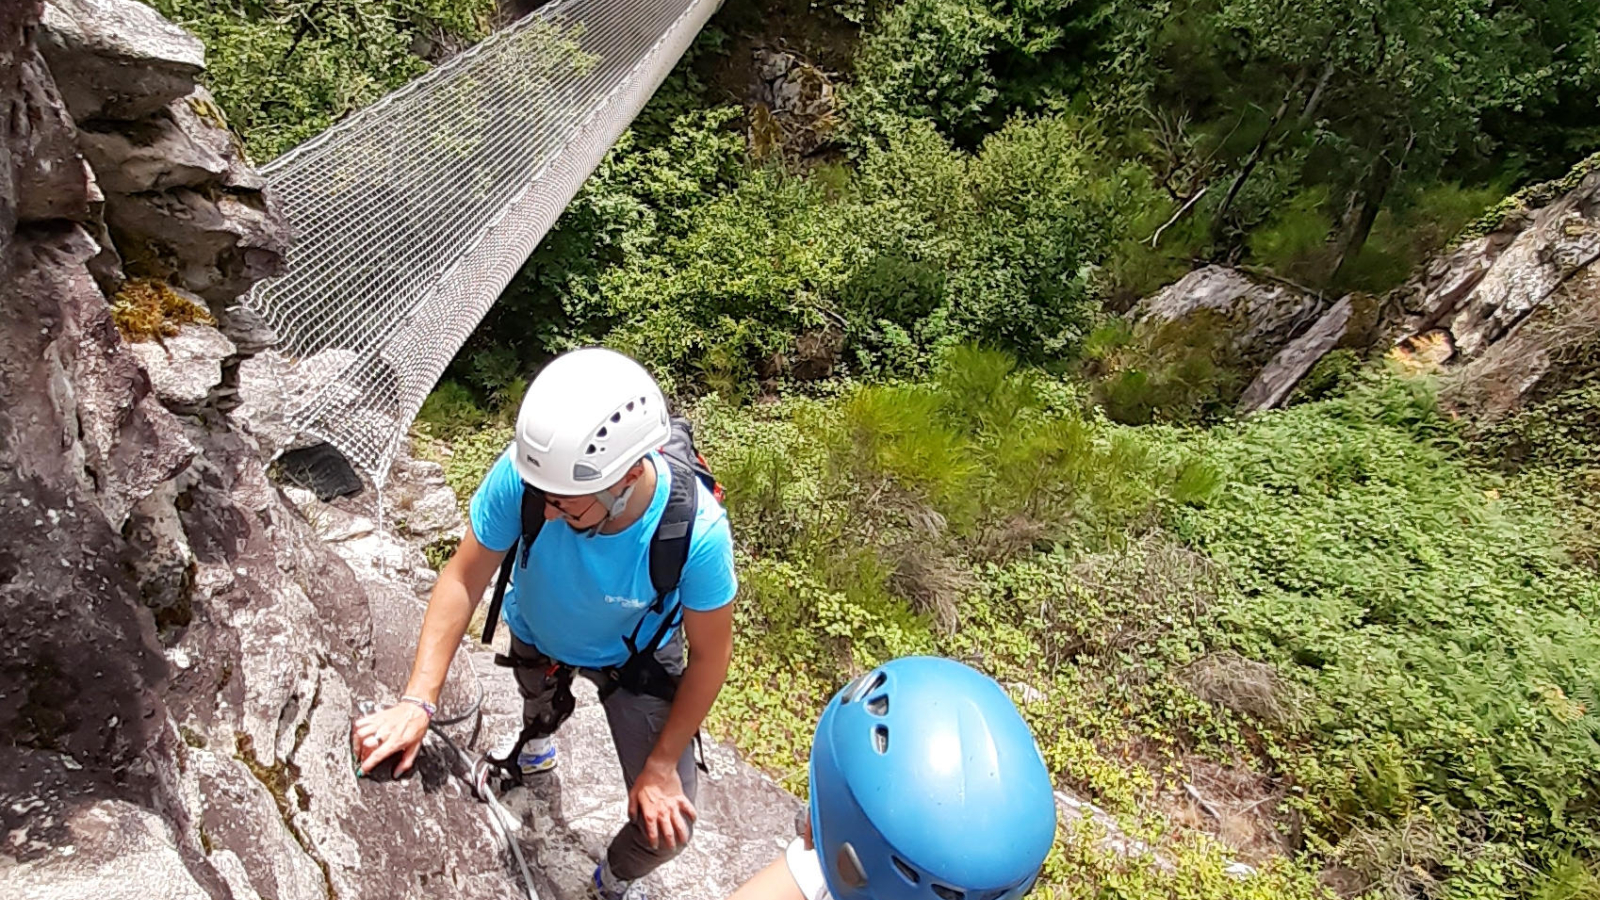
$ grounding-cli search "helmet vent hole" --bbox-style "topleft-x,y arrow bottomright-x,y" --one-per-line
597,427 -> 608,438
847,671 -> 886,704
932,885 -> 965,900
866,695 -> 889,716
611,412 -> 622,423
587,444 -> 597,454
526,456 -> 541,467
873,725 -> 888,754
891,857 -> 919,885
836,843 -> 868,889
626,401 -> 635,412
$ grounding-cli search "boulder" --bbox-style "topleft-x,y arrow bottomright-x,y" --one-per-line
37,0 -> 205,122
1237,295 -> 1354,414
127,323 -> 237,414
104,185 -> 290,304
1133,266 -> 1327,371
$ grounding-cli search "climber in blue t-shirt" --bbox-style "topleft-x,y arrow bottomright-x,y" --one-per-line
352,347 -> 737,900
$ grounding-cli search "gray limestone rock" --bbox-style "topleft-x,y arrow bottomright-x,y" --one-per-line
78,87 -> 262,195
103,185 -> 290,304
6,795 -> 217,900
210,300 -> 278,357
233,349 -> 359,456
123,479 -> 197,636
1379,170 -> 1600,417
748,47 -> 838,160
11,224 -> 196,528
14,49 -> 98,224
127,323 -> 238,414
1388,171 -> 1600,362
1237,295 -> 1354,414
77,109 -> 229,195
37,0 -> 205,122
1133,266 -> 1327,371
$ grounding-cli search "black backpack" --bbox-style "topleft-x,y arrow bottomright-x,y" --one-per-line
480,416 -> 723,699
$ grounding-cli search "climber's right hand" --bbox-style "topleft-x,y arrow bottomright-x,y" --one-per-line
351,702 -> 429,776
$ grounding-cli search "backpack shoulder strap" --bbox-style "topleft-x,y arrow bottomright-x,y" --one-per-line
480,484 -> 547,645
648,454 -> 698,602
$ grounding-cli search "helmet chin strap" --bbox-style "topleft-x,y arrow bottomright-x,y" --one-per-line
580,484 -> 635,537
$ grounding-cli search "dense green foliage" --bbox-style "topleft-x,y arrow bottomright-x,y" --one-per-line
147,0 -> 494,161
696,361 -> 1600,898
166,0 -> 1600,894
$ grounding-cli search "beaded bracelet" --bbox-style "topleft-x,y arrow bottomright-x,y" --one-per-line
400,695 -> 437,719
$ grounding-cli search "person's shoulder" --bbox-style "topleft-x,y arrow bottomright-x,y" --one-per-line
690,477 -> 729,532
471,446 -> 524,514
482,445 -> 521,490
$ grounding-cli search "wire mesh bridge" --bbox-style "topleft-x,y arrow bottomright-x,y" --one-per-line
245,0 -> 721,486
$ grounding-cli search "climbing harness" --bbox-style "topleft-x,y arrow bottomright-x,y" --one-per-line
481,416 -> 723,706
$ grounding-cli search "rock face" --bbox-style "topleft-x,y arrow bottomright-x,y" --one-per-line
40,0 -> 289,318
1386,170 -> 1600,417
37,0 -> 204,121
3,7 -> 800,899
747,47 -> 837,162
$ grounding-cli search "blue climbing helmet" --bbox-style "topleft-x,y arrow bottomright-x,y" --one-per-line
808,656 -> 1057,900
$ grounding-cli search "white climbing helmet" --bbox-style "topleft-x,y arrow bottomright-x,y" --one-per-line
511,347 -> 670,496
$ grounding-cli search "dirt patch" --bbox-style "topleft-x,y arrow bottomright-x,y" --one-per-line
704,0 -> 861,104
1159,757 -> 1292,866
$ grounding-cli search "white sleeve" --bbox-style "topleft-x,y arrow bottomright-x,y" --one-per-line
785,837 -> 833,900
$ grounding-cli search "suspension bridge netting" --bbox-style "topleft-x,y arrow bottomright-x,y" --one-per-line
245,0 -> 722,487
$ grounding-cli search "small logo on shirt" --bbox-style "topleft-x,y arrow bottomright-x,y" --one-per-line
605,595 -> 649,610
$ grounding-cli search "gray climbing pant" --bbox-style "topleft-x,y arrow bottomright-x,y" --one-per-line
506,633 -> 699,881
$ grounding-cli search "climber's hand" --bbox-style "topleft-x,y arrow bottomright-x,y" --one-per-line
629,758 -> 697,850
351,703 -> 429,776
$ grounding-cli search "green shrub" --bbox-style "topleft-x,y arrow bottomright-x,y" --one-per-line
1173,374 -> 1600,894
1081,315 -> 1248,426
149,0 -> 493,161
1244,187 -> 1335,287
1339,182 -> 1506,293
415,379 -> 491,441
590,116 -> 1132,388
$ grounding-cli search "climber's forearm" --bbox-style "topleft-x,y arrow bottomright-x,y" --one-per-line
402,529 -> 505,703
645,604 -> 734,774
402,576 -> 475,703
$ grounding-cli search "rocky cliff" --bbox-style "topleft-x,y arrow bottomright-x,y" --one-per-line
0,2 -> 797,898
1129,166 -> 1600,418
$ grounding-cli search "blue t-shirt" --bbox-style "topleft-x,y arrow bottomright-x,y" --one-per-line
469,448 -> 737,668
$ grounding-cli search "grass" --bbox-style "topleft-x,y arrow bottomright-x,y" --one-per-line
417,347 -> 1600,898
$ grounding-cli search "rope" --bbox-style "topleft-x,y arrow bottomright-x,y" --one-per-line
427,682 -> 539,900
244,0 -> 724,489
